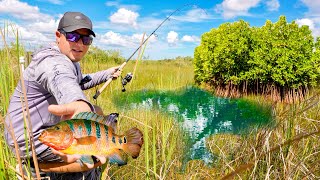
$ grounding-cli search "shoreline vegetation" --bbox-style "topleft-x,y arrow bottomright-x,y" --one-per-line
194,16 -> 320,104
1,23 -> 319,179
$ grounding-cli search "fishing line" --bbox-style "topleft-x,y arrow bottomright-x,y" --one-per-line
93,3 -> 204,99
130,32 -> 146,87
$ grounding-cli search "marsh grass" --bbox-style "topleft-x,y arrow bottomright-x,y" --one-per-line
0,23 -> 25,180
103,110 -> 187,180
1,23 -> 320,180
208,94 -> 320,179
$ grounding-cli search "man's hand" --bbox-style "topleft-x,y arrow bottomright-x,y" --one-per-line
50,148 -> 107,169
108,66 -> 122,79
48,100 -> 91,120
50,148 -> 81,163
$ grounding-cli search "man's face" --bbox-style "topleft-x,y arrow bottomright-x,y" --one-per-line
56,28 -> 91,62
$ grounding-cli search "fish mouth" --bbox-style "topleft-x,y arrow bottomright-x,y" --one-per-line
39,138 -> 68,151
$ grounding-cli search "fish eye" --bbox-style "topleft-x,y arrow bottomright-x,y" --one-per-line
55,126 -> 60,130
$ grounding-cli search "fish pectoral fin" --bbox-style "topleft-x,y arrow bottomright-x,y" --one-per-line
108,149 -> 128,166
78,155 -> 94,168
92,155 -> 107,164
75,136 -> 97,145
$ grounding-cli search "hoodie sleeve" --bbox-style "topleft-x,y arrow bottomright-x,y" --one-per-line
81,68 -> 115,90
35,56 -> 94,110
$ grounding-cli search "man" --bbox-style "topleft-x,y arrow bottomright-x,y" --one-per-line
5,12 -> 121,179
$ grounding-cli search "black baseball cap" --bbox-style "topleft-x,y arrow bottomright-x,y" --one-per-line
58,12 -> 96,37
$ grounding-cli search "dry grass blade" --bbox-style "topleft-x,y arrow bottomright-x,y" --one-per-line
221,163 -> 254,180
18,58 -> 41,179
131,32 -> 146,84
4,160 -> 28,180
220,130 -> 320,179
121,114 -> 153,129
3,116 -> 25,179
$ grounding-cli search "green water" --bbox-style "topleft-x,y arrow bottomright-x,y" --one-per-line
114,86 -> 273,164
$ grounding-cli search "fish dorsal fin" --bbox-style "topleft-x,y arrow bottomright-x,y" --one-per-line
73,112 -> 118,132
108,149 -> 128,166
73,112 -> 104,123
75,136 -> 97,145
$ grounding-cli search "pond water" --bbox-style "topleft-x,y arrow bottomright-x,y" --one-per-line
114,86 -> 273,164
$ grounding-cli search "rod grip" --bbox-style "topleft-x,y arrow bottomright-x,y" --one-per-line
93,62 -> 127,99
93,78 -> 113,99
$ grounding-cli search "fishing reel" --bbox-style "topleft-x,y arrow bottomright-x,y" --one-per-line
121,72 -> 133,92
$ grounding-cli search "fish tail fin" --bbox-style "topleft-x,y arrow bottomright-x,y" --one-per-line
121,127 -> 143,158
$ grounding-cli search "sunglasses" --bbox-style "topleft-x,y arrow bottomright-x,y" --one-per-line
59,29 -> 93,45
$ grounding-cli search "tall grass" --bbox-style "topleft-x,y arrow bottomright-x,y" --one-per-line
0,23 -> 25,180
207,94 -> 320,179
1,22 -> 320,180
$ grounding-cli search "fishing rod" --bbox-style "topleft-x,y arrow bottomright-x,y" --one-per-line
93,4 -> 196,99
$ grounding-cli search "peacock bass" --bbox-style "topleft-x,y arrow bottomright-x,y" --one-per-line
39,112 -> 143,166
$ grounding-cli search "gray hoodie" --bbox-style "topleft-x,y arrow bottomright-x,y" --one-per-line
4,44 -> 115,158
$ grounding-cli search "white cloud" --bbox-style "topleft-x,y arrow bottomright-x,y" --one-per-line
27,19 -> 59,33
132,33 -> 157,43
105,1 -> 119,7
0,0 -> 52,22
2,24 -> 52,49
109,8 -> 139,27
105,1 -> 140,11
296,18 -> 315,29
265,0 -> 280,11
18,26 -> 51,42
172,8 -> 212,22
167,31 -> 178,44
181,35 -> 200,43
44,0 -> 64,5
215,0 -> 261,19
296,18 -> 320,37
98,31 -> 157,47
99,31 -> 129,46
299,0 -> 320,38
301,0 -> 320,15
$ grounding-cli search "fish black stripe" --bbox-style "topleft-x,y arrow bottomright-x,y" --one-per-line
83,120 -> 92,135
112,136 -> 116,144
104,125 -> 108,141
96,116 -> 103,123
119,138 -> 122,145
67,121 -> 74,132
78,124 -> 83,136
87,112 -> 94,120
80,112 -> 86,119
95,122 -> 101,138
92,113 -> 99,121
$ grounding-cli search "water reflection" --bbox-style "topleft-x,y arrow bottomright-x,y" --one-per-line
114,86 -> 273,164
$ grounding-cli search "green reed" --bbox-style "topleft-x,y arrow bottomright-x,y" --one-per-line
144,124 -> 150,179
152,124 -> 156,178
0,22 -> 25,180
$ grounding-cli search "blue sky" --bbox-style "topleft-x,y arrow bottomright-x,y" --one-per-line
0,0 -> 320,60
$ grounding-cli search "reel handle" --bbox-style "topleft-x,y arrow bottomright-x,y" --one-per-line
93,62 -> 127,99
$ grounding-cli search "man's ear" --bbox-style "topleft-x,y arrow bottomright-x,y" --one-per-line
56,30 -> 61,43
